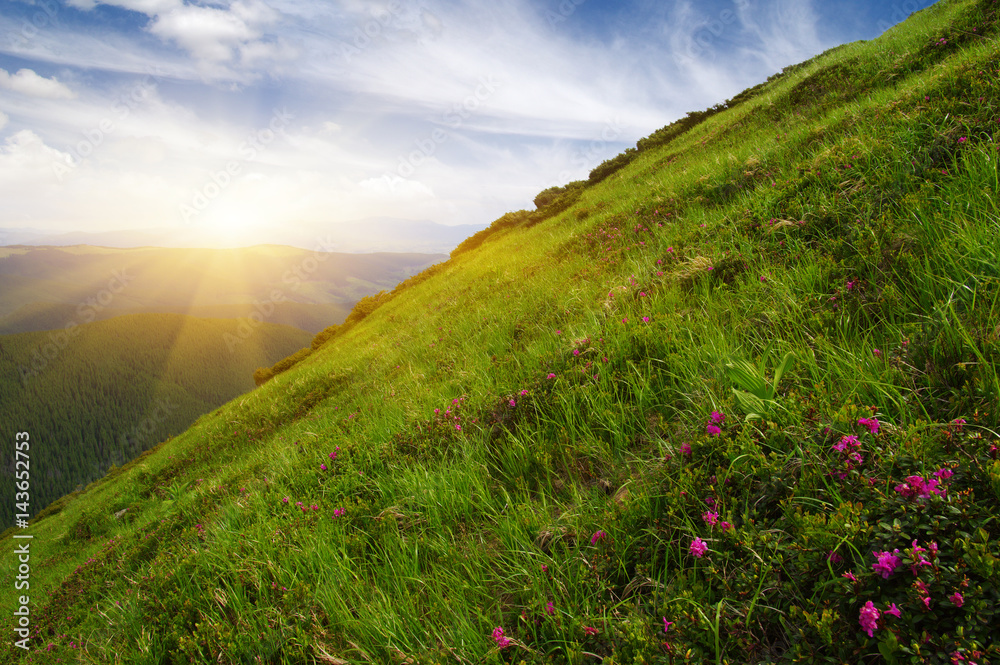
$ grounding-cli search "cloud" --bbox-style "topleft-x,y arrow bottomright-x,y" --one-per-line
0,68 -> 75,99
0,111 -> 8,131
67,0 -> 286,78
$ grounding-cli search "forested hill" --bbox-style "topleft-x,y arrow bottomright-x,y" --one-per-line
0,313 -> 311,523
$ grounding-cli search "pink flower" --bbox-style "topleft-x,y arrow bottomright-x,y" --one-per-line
583,626 -> 599,636
710,411 -> 725,424
573,349 -> 581,356
333,508 -> 345,517
492,626 -> 512,649
933,468 -> 953,480
872,550 -> 902,579
843,571 -> 857,582
520,389 -> 528,396
827,550 -> 844,565
873,349 -> 882,358
642,316 -> 650,323
509,399 -> 516,407
663,618 -> 674,633
857,417 -> 880,434
320,464 -> 328,471
591,530 -> 607,545
667,247 -> 674,253
702,511 -> 719,526
859,601 -> 880,637
950,592 -> 964,608
546,601 -> 555,615
885,603 -> 902,618
833,435 -> 859,452
282,497 -> 289,504
689,537 -> 708,558
719,521 -> 733,531
706,424 -> 722,437
679,442 -> 692,457
547,373 -> 556,379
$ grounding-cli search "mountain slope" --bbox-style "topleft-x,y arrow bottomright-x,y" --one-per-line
0,313 -> 312,523
2,1 -> 999,662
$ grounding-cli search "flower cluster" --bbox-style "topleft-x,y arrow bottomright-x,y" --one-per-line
706,410 -> 725,437
831,434 -> 864,479
689,537 -> 709,558
871,549 -> 901,579
492,626 -> 512,649
895,468 -> 954,500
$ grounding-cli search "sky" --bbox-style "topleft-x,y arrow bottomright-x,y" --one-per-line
0,0 -> 938,248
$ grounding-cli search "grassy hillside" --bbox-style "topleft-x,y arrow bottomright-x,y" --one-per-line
0,245 -> 444,334
3,0 -> 999,663
0,313 -> 312,523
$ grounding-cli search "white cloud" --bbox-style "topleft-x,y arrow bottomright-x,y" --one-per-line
0,69 -> 75,99
0,111 -> 8,131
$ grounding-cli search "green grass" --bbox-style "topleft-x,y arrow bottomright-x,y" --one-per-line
3,0 -> 1000,662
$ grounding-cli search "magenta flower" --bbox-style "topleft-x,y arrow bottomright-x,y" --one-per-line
710,411 -> 725,424
547,373 -> 556,379
509,399 -> 516,407
843,571 -> 857,582
492,626 -> 512,649
933,468 -> 953,480
545,601 -> 554,615
706,424 -> 722,437
827,550 -> 844,565
679,442 -> 692,457
689,537 -> 708,558
702,511 -> 719,526
895,475 -> 946,500
282,497 -> 289,504
663,618 -> 674,633
950,592 -> 964,608
591,530 -> 607,545
332,508 -> 345,518
719,520 -> 733,531
583,626 -> 599,636
520,389 -> 528,396
320,464 -> 327,471
857,417 -> 880,434
859,601 -> 880,637
642,316 -> 650,323
833,435 -> 859,452
885,603 -> 902,618
872,550 -> 902,579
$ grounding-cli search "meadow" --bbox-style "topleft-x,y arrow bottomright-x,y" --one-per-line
2,0 -> 998,662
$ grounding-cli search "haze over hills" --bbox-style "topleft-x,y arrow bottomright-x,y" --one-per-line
2,1 -> 999,663
0,219 -> 487,255
0,244 -> 445,334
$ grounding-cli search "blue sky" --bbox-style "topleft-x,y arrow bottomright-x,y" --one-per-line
0,0 -> 938,247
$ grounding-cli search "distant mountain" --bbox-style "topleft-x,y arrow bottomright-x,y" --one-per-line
0,244 -> 444,334
0,218 -> 487,254
0,312 -> 312,522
